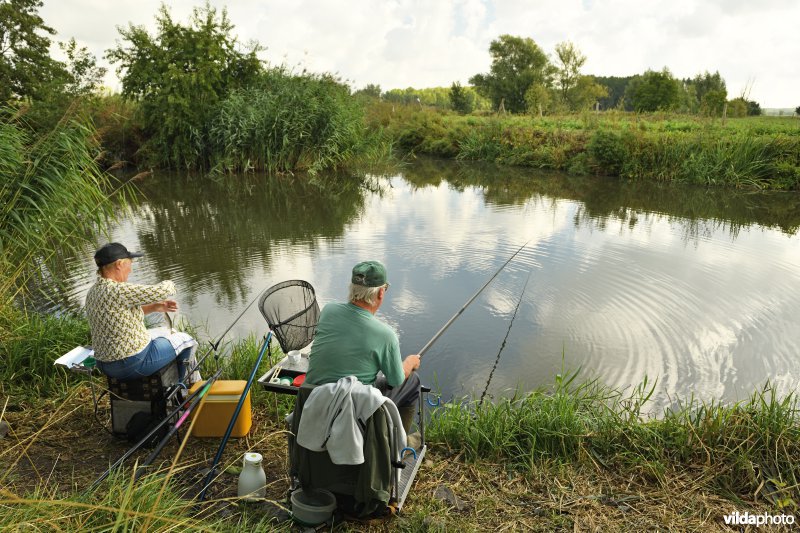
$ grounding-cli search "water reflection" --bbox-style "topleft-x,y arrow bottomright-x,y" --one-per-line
49,159 -> 800,412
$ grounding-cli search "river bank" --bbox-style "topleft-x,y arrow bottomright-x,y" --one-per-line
1,313 -> 798,531
369,104 -> 800,190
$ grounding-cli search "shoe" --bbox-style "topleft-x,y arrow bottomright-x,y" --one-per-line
406,431 -> 422,451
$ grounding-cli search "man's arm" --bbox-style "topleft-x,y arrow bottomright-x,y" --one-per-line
142,299 -> 178,314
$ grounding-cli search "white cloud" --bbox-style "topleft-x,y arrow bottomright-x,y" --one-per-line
40,0 -> 799,106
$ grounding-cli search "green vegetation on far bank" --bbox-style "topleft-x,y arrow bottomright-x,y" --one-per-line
370,105 -> 800,190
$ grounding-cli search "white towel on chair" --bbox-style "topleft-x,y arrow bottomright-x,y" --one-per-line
296,376 -> 406,465
151,330 -> 201,384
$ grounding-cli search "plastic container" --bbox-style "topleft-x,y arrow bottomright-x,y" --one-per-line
188,380 -> 252,437
287,350 -> 301,364
237,452 -> 266,501
291,488 -> 337,526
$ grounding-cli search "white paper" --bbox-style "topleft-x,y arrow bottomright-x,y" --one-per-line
54,345 -> 94,368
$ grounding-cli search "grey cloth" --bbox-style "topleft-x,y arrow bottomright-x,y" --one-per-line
296,376 -> 405,465
374,371 -> 421,408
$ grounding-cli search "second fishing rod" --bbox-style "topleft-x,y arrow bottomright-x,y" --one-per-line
416,238 -> 533,359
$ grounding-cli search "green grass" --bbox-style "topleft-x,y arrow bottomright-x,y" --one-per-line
0,308 -> 91,399
371,105 -> 800,190
428,369 -> 800,510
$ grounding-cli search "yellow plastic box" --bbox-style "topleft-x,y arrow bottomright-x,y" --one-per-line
188,380 -> 252,438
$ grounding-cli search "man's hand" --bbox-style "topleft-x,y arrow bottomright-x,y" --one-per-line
402,354 -> 421,378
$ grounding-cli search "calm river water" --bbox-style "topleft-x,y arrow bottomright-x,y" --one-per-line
51,158 -> 800,411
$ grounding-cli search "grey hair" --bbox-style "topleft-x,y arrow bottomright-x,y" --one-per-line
348,283 -> 383,305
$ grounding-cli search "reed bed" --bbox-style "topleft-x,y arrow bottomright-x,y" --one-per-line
372,106 -> 800,190
0,107 -> 123,303
205,68 -> 391,175
428,369 -> 800,511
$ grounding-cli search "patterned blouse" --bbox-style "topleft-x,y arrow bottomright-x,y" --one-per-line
84,277 -> 176,362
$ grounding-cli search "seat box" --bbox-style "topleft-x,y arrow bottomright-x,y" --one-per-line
188,380 -> 252,437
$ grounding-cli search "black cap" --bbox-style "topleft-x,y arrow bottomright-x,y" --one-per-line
94,242 -> 143,268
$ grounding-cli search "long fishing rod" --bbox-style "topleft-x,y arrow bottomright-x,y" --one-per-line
133,367 -> 224,481
88,366 -> 224,492
479,268 -> 533,404
197,331 -> 273,502
418,238 -> 532,359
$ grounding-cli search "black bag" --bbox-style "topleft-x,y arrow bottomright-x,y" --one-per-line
126,411 -> 168,448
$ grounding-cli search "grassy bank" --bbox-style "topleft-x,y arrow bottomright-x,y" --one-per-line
2,314 -> 798,530
370,104 -> 800,190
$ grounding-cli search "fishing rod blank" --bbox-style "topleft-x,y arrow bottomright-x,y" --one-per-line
479,268 -> 533,404
89,366 -> 224,492
197,331 -> 273,502
133,368 -> 224,481
418,238 -> 532,359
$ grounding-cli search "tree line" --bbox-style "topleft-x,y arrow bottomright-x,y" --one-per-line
358,35 -> 767,118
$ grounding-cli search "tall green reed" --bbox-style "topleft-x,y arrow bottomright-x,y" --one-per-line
207,68 -> 389,175
429,371 -> 799,506
0,107 -> 122,303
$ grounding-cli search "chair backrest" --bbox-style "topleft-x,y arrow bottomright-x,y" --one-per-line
258,280 -> 319,354
289,381 -> 396,517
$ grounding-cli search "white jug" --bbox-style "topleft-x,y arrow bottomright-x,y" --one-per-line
237,452 -> 266,501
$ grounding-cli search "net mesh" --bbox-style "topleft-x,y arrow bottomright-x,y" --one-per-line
258,280 -> 320,353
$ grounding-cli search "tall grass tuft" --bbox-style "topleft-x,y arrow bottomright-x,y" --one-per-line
429,370 -> 800,507
0,107 -> 122,303
0,307 -> 90,398
207,68 -> 390,175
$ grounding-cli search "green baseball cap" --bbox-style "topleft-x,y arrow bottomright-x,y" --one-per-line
351,260 -> 389,287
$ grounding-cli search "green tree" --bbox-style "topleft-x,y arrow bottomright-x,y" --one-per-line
0,0 -> 64,101
524,83 -> 551,116
59,38 -> 106,96
746,100 -> 761,116
625,68 -> 681,112
726,97 -> 748,118
449,81 -> 473,114
700,89 -> 727,116
567,75 -> 608,111
470,34 -> 552,113
354,83 -> 381,99
795,106 -> 800,116
594,75 -> 633,110
106,2 -> 261,168
553,41 -> 584,104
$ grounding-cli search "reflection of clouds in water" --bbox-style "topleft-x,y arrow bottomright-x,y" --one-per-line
391,287 -> 425,316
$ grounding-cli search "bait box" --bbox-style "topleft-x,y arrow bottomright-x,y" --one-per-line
188,380 -> 252,437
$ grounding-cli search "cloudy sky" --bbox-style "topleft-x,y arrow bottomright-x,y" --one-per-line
41,0 -> 798,108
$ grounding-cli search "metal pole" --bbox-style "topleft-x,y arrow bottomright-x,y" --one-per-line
197,331 -> 272,501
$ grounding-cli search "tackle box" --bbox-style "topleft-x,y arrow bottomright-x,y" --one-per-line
188,379 -> 252,437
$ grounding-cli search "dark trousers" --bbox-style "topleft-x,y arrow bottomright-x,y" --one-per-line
373,372 -> 420,408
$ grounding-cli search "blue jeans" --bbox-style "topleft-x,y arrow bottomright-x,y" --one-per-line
97,337 -> 192,381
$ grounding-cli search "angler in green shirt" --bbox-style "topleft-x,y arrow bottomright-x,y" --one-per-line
306,260 -> 421,434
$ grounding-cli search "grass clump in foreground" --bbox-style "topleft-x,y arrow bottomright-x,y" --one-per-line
428,370 -> 800,512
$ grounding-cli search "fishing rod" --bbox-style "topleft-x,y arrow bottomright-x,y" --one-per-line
479,268 -> 533,404
418,238 -> 532,359
197,331 -> 273,502
88,366 -> 224,492
133,367 -> 225,481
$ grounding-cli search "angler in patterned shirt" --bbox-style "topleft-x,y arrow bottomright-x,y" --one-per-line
84,242 -> 194,381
